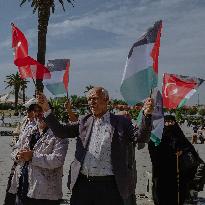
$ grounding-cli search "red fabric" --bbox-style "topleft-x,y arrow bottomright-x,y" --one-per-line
63,61 -> 70,92
12,24 -> 50,80
18,65 -> 33,79
162,73 -> 197,109
150,21 -> 162,74
12,24 -> 28,60
15,56 -> 51,80
12,24 -> 33,79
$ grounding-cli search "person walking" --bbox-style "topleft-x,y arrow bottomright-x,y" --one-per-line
37,86 -> 154,205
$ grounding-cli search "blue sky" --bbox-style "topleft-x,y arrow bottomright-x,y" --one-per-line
0,0 -> 205,105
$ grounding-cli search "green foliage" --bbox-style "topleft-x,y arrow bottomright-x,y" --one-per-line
20,0 -> 74,14
175,108 -> 184,123
111,99 -> 127,105
84,85 -> 94,94
50,98 -> 67,122
129,109 -> 140,121
187,106 -> 198,115
4,72 -> 28,110
0,103 -> 14,110
198,108 -> 205,117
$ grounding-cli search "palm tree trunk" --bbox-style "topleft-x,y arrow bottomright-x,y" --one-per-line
15,87 -> 20,111
36,3 -> 51,93
22,87 -> 26,104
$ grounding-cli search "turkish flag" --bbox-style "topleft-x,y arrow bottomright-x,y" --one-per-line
12,24 -> 33,78
162,73 -> 202,109
15,56 -> 51,80
12,24 -> 28,60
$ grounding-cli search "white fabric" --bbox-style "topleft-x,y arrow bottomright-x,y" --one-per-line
81,111 -> 114,176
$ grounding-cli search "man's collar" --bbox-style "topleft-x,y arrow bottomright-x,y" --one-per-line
94,111 -> 110,121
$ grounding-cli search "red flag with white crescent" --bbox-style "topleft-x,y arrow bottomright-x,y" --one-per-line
162,73 -> 204,109
12,23 -> 33,79
15,56 -> 51,80
11,24 -> 51,80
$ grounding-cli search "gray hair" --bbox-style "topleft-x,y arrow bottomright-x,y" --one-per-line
86,87 -> 109,100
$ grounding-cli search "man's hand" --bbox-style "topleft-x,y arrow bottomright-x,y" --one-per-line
36,92 -> 50,112
176,150 -> 183,157
17,150 -> 33,162
142,98 -> 154,116
64,100 -> 78,122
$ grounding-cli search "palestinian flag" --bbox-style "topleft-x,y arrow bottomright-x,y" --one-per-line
120,20 -> 162,105
162,73 -> 204,109
44,59 -> 70,95
151,89 -> 164,146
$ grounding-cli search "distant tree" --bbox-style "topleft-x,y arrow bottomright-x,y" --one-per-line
187,106 -> 198,115
20,78 -> 29,103
198,108 -> 205,117
84,85 -> 94,94
4,72 -> 22,110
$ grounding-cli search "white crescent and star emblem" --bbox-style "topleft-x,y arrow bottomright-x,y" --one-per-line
17,41 -> 22,47
164,82 -> 178,98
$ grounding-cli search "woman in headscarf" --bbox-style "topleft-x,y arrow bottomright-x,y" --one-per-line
148,115 -> 200,205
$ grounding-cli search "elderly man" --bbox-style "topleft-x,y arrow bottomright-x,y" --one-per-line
37,87 -> 154,205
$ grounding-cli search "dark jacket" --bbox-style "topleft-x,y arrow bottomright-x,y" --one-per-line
148,123 -> 204,205
45,112 -> 152,199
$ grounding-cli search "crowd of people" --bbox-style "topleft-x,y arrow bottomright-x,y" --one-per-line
191,124 -> 205,144
2,86 -> 205,205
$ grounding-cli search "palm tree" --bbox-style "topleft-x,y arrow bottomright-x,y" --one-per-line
20,0 -> 74,92
84,85 -> 94,94
4,72 -> 22,110
20,79 -> 29,103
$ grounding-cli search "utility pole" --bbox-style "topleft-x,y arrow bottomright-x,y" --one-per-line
197,93 -> 200,107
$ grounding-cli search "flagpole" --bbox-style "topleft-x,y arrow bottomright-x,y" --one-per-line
149,88 -> 153,98
66,91 -> 69,100
176,150 -> 180,205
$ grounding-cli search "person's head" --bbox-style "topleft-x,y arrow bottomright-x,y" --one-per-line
164,115 -> 176,127
33,104 -> 43,119
163,115 -> 181,138
36,115 -> 47,131
86,87 -> 109,118
26,104 -> 36,119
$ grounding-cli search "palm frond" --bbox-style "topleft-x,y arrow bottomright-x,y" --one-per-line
20,0 -> 27,7
66,0 -> 74,7
33,4 -> 38,13
59,0 -> 66,11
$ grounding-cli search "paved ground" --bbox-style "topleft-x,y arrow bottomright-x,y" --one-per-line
0,124 -> 205,205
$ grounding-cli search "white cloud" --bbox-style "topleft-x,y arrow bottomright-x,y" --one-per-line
1,0 -> 205,103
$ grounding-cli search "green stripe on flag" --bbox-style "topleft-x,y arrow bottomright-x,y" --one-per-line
45,82 -> 66,95
120,66 -> 157,105
136,109 -> 143,127
150,133 -> 161,146
178,99 -> 187,108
